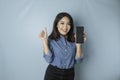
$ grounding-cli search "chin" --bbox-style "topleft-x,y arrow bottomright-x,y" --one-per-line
61,33 -> 67,36
60,31 -> 68,36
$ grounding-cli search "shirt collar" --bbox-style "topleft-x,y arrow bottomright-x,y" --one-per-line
59,35 -> 67,45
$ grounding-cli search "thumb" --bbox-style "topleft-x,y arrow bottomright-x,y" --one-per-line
44,27 -> 48,38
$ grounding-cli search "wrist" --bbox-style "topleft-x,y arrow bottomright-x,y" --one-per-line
42,39 -> 48,44
76,43 -> 82,47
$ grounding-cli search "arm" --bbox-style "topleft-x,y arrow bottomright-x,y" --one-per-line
42,39 -> 53,63
75,43 -> 83,59
75,32 -> 87,62
39,28 -> 53,63
75,43 -> 83,62
42,39 -> 49,55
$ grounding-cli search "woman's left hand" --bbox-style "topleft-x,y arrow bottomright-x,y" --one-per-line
74,32 -> 87,43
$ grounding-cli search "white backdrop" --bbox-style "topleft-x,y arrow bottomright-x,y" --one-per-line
0,0 -> 120,80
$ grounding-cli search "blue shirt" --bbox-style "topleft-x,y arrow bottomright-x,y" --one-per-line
43,35 -> 83,69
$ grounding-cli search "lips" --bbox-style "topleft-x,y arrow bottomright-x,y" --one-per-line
62,29 -> 67,33
58,27 -> 69,35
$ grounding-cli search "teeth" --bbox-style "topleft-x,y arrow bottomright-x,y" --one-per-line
62,29 -> 67,32
63,30 -> 67,32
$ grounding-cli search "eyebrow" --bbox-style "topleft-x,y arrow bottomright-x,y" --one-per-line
59,20 -> 70,23
59,21 -> 64,22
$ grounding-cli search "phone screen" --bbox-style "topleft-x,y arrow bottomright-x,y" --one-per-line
76,26 -> 84,43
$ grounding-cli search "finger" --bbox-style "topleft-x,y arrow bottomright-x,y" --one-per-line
44,27 -> 47,32
83,32 -> 87,37
83,32 -> 87,42
39,30 -> 44,38
44,27 -> 48,37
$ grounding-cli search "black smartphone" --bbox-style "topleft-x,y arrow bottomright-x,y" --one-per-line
76,26 -> 84,43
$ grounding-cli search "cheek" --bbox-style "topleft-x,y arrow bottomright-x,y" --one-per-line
57,25 -> 62,30
57,26 -> 62,33
68,26 -> 71,31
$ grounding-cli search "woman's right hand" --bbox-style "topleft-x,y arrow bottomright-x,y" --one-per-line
39,28 -> 50,54
39,28 -> 48,42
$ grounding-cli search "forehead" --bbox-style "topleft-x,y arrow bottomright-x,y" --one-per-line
59,16 -> 70,22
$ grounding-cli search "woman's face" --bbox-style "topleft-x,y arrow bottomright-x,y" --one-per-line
57,16 -> 71,36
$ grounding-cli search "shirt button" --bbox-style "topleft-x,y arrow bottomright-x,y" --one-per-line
65,49 -> 67,52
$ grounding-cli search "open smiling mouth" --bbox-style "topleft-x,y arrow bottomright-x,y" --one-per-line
62,31 -> 68,33
61,29 -> 68,33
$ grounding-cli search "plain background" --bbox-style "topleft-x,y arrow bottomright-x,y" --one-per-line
0,0 -> 120,80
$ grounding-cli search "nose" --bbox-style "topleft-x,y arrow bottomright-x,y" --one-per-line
63,26 -> 67,31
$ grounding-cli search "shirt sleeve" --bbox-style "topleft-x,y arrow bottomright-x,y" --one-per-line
43,50 -> 53,63
75,53 -> 84,63
43,39 -> 54,63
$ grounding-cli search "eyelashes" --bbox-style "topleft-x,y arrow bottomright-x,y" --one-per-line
60,22 -> 70,25
61,23 -> 64,24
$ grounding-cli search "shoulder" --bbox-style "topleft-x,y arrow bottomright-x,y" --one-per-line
48,37 -> 57,45
48,36 -> 60,42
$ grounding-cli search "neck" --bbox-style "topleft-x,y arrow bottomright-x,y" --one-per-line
60,35 -> 68,38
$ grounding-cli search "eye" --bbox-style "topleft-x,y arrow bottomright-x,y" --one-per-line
61,22 -> 64,25
67,23 -> 71,25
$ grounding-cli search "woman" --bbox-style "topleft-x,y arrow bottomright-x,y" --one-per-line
39,12 -> 86,80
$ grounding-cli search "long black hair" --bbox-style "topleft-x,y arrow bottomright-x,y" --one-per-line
49,12 -> 75,42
